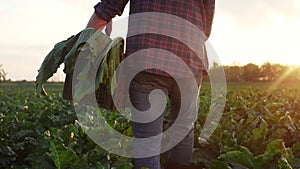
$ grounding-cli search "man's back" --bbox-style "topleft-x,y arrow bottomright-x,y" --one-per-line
95,0 -> 215,77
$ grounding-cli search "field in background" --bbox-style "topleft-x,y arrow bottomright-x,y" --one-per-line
1,81 -> 300,168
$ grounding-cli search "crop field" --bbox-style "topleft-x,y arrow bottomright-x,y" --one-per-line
1,81 -> 300,169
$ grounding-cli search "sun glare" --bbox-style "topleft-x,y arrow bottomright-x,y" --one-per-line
270,66 -> 298,90
295,0 -> 300,9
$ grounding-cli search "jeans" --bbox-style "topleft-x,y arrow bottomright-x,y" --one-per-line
129,71 -> 202,169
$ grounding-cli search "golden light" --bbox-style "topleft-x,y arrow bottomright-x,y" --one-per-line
295,0 -> 300,9
270,66 -> 298,90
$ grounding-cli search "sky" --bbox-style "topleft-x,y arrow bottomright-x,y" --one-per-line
0,0 -> 300,81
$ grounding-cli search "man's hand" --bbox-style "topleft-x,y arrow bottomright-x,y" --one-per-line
86,13 -> 112,35
86,13 -> 107,30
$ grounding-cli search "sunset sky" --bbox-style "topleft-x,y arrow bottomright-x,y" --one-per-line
0,0 -> 300,81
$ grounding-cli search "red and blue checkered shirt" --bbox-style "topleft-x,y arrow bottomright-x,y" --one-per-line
95,0 -> 215,77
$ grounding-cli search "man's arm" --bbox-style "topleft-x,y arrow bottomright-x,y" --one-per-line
203,0 -> 215,39
87,0 -> 129,31
86,13 -> 108,30
94,0 -> 129,22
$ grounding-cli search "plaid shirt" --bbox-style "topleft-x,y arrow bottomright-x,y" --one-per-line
95,0 -> 215,77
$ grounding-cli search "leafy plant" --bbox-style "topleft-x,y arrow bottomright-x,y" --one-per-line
2,81 -> 300,168
35,28 -> 124,104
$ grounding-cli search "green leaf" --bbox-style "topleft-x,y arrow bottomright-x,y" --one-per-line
278,157 -> 293,169
35,32 -> 81,95
74,36 -> 124,103
63,28 -> 102,74
291,158 -> 300,168
253,139 -> 286,168
292,143 -> 300,157
262,139 -> 285,161
219,146 -> 254,168
95,37 -> 123,86
118,163 -> 134,169
209,160 -> 231,169
192,147 -> 219,166
25,146 -> 55,169
77,61 -> 91,81
48,139 -> 77,169
73,80 -> 94,102
247,123 -> 268,145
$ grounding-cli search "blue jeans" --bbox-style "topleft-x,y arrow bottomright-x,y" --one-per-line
129,71 -> 202,169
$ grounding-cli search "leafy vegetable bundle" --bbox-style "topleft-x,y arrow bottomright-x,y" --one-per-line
35,28 -> 124,109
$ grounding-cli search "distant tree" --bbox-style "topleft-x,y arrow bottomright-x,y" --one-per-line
0,64 -> 7,82
224,66 -> 242,81
271,64 -> 288,80
260,62 -> 274,81
242,63 -> 260,81
208,62 -> 225,82
294,67 -> 300,81
220,63 -> 300,82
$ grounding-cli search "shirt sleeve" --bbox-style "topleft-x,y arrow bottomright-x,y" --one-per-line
94,0 -> 129,22
203,0 -> 215,38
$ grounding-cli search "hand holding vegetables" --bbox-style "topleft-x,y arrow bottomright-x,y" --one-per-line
86,12 -> 112,35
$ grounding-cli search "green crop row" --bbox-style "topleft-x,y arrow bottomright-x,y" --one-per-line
0,83 -> 132,169
1,82 -> 300,169
194,87 -> 300,168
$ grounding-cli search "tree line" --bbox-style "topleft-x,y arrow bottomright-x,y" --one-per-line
1,63 -> 300,83
208,62 -> 300,82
